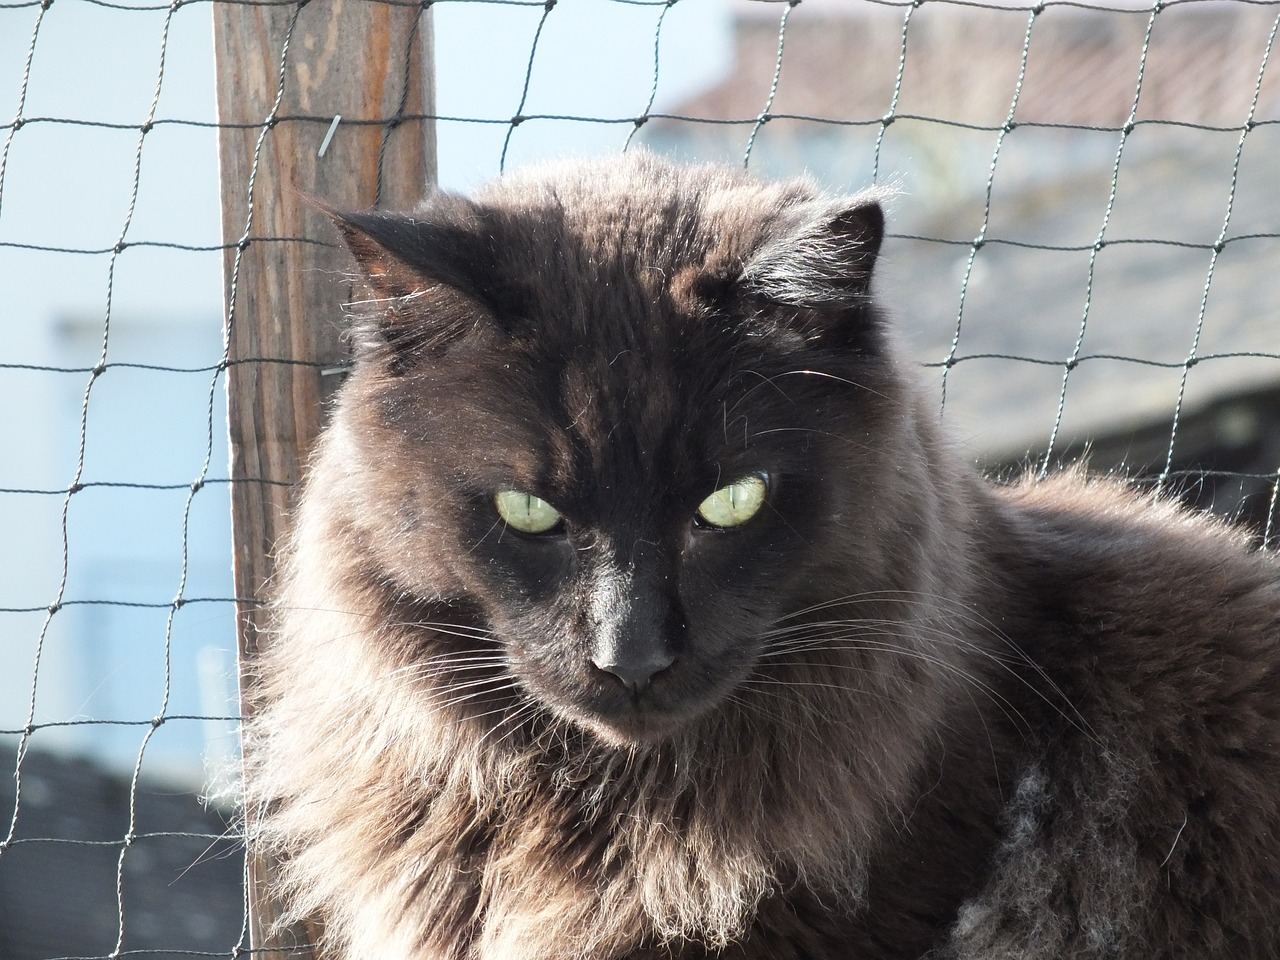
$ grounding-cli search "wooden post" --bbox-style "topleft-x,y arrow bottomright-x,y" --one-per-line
213,2 -> 436,955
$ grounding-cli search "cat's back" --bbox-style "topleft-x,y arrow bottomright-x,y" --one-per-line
958,472 -> 1280,958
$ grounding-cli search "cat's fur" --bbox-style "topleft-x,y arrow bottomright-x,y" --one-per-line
245,152 -> 1280,959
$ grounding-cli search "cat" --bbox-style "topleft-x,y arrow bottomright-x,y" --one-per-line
244,151 -> 1280,960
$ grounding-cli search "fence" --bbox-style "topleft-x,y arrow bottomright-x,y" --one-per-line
0,1 -> 1277,958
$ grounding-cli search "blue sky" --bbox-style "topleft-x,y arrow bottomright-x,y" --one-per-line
432,0 -> 735,187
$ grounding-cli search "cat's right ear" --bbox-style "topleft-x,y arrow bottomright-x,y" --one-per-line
741,193 -> 886,312
724,192 -> 889,354
321,196 -> 496,362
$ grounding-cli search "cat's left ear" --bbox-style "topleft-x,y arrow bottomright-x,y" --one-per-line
740,193 -> 885,313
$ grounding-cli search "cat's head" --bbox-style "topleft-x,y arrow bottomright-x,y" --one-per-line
321,153 -> 919,747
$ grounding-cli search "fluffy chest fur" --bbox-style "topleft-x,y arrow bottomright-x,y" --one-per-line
245,153 -> 1280,960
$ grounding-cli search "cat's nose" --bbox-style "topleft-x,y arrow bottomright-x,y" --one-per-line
591,649 -> 674,694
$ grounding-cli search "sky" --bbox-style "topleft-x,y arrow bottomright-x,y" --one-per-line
432,0 -> 735,188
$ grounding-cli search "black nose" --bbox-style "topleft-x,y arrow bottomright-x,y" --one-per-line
591,650 -> 674,694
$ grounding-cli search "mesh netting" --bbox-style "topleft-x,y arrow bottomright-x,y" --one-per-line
1,2 -> 1276,958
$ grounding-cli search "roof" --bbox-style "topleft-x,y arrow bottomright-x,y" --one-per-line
882,144 -> 1280,460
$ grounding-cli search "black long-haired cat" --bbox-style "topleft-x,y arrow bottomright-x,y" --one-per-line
245,152 -> 1280,959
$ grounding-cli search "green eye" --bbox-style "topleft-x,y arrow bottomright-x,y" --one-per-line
696,473 -> 768,529
494,490 -> 562,534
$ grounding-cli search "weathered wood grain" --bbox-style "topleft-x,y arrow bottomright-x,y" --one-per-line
213,2 -> 437,955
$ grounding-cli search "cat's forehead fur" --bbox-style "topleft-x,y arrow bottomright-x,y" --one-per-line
454,160 -> 776,356
470,154 -> 889,321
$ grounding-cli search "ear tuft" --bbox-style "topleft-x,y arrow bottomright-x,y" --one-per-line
322,196 -> 497,364
331,213 -> 431,304
741,193 -> 886,311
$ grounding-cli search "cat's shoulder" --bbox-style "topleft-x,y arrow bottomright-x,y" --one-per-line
990,467 -> 1280,736
994,467 -> 1278,592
